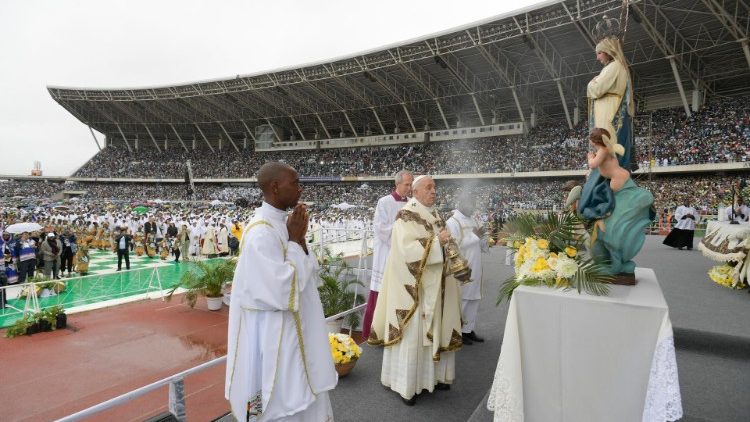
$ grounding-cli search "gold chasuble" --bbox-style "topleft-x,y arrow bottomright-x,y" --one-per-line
368,197 -> 463,399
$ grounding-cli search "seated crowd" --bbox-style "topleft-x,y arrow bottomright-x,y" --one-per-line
2,174 -> 745,219
71,97 -> 749,179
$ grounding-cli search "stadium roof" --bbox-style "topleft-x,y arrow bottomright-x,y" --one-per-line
48,0 -> 750,152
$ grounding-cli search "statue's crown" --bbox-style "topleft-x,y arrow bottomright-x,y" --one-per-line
593,15 -> 622,41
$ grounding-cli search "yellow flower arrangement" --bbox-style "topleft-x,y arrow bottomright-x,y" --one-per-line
499,212 -> 612,303
708,264 -> 746,290
531,257 -> 551,273
328,332 -> 362,364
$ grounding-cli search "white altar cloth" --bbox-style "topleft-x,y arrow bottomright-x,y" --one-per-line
487,267 -> 682,422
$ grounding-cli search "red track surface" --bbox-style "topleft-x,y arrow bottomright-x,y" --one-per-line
0,298 -> 230,422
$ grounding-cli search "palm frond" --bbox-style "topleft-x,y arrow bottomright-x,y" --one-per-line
505,213 -> 541,238
572,258 -> 613,296
497,276 -> 520,305
498,275 -> 550,304
536,211 -> 582,251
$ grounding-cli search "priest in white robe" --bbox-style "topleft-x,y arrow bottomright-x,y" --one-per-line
361,170 -> 413,339
201,222 -> 218,256
369,175 -> 463,405
226,162 -> 337,422
446,194 -> 489,345
217,221 -> 230,256
663,200 -> 700,250
726,197 -> 749,223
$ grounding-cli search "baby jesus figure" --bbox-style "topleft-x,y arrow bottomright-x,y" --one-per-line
587,127 -> 629,192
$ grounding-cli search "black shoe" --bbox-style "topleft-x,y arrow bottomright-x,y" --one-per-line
435,383 -> 451,391
467,331 -> 485,343
116,269 -> 121,272
461,333 -> 474,345
401,395 -> 416,406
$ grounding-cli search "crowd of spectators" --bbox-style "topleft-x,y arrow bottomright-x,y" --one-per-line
635,96 -> 750,166
0,180 -> 65,199
4,173 -> 748,218
71,96 -> 749,179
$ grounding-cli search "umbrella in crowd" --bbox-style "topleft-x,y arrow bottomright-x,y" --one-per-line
4,222 -> 43,234
133,206 -> 149,215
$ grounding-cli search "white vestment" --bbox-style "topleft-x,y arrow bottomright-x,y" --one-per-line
674,206 -> 700,231
218,226 -> 230,253
226,202 -> 337,421
446,210 -> 489,333
372,198 -> 462,400
202,226 -> 218,255
726,205 -> 749,223
189,226 -> 201,255
370,194 -> 407,292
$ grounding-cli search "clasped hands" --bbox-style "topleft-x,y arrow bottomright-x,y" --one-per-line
286,203 -> 309,253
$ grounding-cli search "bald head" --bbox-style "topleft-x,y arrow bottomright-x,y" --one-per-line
257,162 -> 295,194
257,161 -> 303,210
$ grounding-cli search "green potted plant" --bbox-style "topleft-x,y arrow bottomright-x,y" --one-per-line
167,259 -> 237,310
45,306 -> 67,329
35,310 -> 53,332
5,316 -> 30,338
318,249 -> 366,333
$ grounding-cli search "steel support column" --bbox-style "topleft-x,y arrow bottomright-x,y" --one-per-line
343,111 -> 358,137
510,88 -> 526,125
114,123 -> 133,152
217,122 -> 241,152
290,118 -> 306,141
435,99 -> 450,129
669,58 -> 692,117
555,80 -> 573,129
315,114 -> 331,139
265,119 -> 282,142
401,103 -> 416,132
371,108 -> 387,135
88,126 -> 102,151
471,94 -> 485,126
194,124 -> 216,152
143,125 -> 163,152
240,120 -> 257,143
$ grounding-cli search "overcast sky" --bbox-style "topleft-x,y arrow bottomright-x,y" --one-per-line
0,0 -> 545,177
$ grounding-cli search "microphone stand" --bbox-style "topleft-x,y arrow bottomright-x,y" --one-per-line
730,185 -> 738,225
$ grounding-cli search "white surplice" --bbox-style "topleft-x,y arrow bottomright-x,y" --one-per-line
446,210 -> 489,333
369,193 -> 407,292
674,206 -> 700,231
225,202 -> 337,421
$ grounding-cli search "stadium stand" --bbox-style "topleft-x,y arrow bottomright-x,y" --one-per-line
67,97 -> 748,180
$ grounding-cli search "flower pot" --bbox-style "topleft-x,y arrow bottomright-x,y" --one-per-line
26,322 -> 40,335
55,313 -> 67,329
335,359 -> 357,377
206,296 -> 224,311
326,318 -> 344,334
38,320 -> 52,332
